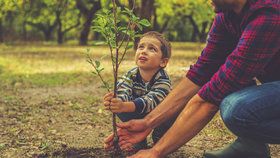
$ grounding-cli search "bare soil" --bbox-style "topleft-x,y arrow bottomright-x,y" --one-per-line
1,82 -> 280,158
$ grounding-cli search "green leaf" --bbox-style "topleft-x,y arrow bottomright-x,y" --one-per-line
118,26 -> 127,32
126,43 -> 134,50
97,67 -> 104,72
91,71 -> 97,76
95,60 -> 100,68
139,19 -> 151,27
136,23 -> 143,31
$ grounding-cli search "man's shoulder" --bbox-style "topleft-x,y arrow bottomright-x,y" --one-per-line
249,0 -> 280,12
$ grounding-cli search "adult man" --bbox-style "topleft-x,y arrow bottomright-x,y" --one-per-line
105,0 -> 280,157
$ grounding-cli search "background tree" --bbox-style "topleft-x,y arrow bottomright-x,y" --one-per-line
0,0 -> 214,43
25,0 -> 58,41
76,0 -> 101,45
0,0 -> 23,42
56,0 -> 81,44
156,0 -> 214,42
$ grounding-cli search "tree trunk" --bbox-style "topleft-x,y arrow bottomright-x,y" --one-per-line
76,0 -> 101,45
0,19 -> 3,43
79,18 -> 92,45
153,7 -> 160,31
26,21 -> 56,41
199,21 -> 209,42
56,11 -> 64,44
22,21 -> 27,40
57,28 -> 63,44
43,30 -> 52,41
186,15 -> 199,42
140,0 -> 154,33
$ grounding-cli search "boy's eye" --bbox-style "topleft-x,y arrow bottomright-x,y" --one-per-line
138,45 -> 144,49
149,47 -> 156,52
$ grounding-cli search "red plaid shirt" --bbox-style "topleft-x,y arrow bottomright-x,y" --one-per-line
187,0 -> 280,105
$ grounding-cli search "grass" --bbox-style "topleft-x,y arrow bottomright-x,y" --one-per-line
0,42 -> 203,88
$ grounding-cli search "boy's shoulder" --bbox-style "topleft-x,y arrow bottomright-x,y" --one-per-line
126,67 -> 138,77
154,68 -> 170,80
123,67 -> 139,81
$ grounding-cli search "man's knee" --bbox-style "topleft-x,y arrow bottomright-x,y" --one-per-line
220,92 -> 249,129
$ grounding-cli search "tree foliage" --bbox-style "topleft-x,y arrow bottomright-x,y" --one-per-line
0,0 -> 215,44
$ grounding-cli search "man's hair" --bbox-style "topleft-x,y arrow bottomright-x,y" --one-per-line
141,31 -> 171,59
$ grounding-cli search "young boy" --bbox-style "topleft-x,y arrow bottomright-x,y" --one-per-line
103,31 -> 173,149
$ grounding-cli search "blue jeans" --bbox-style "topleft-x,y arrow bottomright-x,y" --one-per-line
220,81 -> 280,144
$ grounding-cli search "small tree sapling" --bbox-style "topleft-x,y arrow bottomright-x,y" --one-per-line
86,0 -> 150,154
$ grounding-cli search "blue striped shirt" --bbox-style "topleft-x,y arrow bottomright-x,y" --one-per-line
117,67 -> 171,114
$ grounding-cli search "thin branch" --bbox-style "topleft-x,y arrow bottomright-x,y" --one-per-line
86,54 -> 110,92
118,0 -> 136,65
118,0 -> 135,49
118,35 -> 131,65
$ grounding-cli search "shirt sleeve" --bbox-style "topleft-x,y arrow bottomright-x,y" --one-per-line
198,9 -> 280,105
186,13 -> 237,87
133,77 -> 171,114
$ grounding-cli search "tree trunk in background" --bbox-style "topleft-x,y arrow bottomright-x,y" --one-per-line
199,21 -> 209,42
76,0 -> 101,45
22,21 -> 27,40
186,15 -> 199,42
56,11 -> 64,44
26,20 -> 57,41
43,30 -> 52,41
79,14 -> 93,45
140,0 -> 154,33
0,19 -> 3,43
130,0 -> 155,48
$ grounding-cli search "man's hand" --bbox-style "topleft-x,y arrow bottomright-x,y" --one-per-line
118,119 -> 150,132
127,148 -> 161,158
104,119 -> 152,150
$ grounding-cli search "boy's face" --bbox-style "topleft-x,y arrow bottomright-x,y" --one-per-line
135,37 -> 168,71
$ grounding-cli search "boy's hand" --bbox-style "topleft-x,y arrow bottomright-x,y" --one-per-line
105,97 -> 125,113
103,92 -> 135,113
103,92 -> 114,107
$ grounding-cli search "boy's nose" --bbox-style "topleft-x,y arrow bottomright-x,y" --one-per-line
140,49 -> 147,55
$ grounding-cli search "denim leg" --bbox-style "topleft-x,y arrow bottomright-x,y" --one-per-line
220,81 -> 280,144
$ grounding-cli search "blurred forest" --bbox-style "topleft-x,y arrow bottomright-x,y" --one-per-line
0,0 -> 214,45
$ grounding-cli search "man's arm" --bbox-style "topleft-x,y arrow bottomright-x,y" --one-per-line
153,95 -> 218,157
128,95 -> 218,158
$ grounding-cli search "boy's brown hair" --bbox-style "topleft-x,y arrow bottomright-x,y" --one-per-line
141,31 -> 172,59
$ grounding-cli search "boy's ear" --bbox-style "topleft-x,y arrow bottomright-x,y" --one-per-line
160,58 -> 169,68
